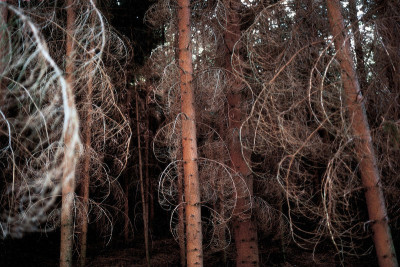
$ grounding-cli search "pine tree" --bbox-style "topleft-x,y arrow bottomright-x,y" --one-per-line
326,0 -> 398,265
222,0 -> 259,266
177,0 -> 204,265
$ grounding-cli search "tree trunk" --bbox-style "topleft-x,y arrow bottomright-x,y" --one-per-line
136,90 -> 151,267
124,86 -> 132,243
60,1 -> 77,266
326,1 -> 398,266
172,28 -> 186,267
78,82 -> 92,267
223,1 -> 259,266
78,2 -> 99,265
78,35 -> 93,267
177,0 -> 204,265
124,173 -> 130,242
144,91 -> 151,244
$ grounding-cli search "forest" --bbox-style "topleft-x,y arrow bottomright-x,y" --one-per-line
0,0 -> 399,266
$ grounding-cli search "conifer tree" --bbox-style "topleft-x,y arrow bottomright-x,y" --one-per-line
326,0 -> 398,265
177,0 -> 204,265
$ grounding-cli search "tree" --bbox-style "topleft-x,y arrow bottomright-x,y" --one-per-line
60,1 -> 78,266
136,88 -> 151,267
235,0 -> 397,263
48,1 -> 131,265
142,0 -> 400,264
147,1 -> 260,265
78,1 -> 95,265
326,0 -> 398,266
0,1 -> 80,245
177,0 -> 204,265
222,0 -> 259,266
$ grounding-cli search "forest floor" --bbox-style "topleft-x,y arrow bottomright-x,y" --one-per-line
0,232 -> 379,267
87,238 -> 180,267
87,238 -> 378,267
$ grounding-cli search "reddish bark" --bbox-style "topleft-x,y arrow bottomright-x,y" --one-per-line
177,0 -> 204,265
229,91 -> 259,267
326,1 -> 398,266
172,29 -> 186,267
78,39 -> 93,267
60,1 -> 77,266
223,0 -> 259,266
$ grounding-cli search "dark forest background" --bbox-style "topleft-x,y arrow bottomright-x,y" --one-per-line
0,0 -> 399,266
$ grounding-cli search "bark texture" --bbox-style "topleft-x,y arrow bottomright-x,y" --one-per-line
78,44 -> 93,267
60,1 -> 77,266
326,1 -> 398,266
136,90 -> 151,267
223,1 -> 259,266
124,87 -> 132,243
177,0 -> 204,265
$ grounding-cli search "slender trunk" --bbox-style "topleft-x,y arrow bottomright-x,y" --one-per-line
348,0 -> 367,91
177,0 -> 203,266
78,39 -> 93,267
149,170 -> 154,236
145,91 -> 155,237
326,1 -> 398,266
172,29 -> 186,267
124,174 -> 130,242
78,90 -> 91,267
124,86 -> 132,243
136,90 -> 150,267
144,92 -> 150,241
79,2 -> 99,265
60,1 -> 76,266
223,1 -> 259,266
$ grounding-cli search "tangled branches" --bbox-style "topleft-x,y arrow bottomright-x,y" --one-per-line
0,3 -> 80,237
237,0 -> 400,257
145,0 -> 258,252
0,0 -> 131,239
145,0 -> 400,261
